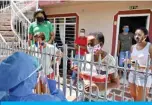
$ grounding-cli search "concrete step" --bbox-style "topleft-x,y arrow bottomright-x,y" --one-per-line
0,22 -> 11,26
0,18 -> 10,22
0,11 -> 11,15
7,42 -> 19,45
0,31 -> 14,36
0,13 -> 11,17
7,42 -> 20,48
3,36 -> 18,42
0,26 -> 11,31
0,15 -> 11,20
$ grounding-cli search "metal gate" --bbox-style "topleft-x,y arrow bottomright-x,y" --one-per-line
0,42 -> 151,102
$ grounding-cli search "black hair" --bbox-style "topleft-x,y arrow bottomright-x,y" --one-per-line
80,28 -> 85,32
123,24 -> 129,27
89,32 -> 105,45
33,9 -> 48,21
136,27 -> 150,42
39,32 -> 45,41
96,32 -> 104,44
137,27 -> 148,35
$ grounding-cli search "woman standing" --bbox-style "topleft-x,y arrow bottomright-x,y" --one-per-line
129,27 -> 152,101
28,9 -> 54,46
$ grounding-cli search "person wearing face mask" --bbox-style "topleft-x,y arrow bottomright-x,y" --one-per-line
128,27 -> 152,101
28,9 -> 55,46
71,28 -> 87,85
29,32 -> 62,94
78,32 -> 120,100
117,25 -> 134,68
0,52 -> 67,101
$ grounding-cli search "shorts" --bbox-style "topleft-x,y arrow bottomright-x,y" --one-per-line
128,71 -> 152,88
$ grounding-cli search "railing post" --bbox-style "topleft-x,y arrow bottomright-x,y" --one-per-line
36,0 -> 39,10
63,44 -> 67,96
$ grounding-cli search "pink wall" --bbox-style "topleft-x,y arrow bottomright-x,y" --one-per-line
39,0 -> 64,7
43,1 -> 152,53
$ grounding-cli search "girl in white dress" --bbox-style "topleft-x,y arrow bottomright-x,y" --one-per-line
128,27 -> 152,101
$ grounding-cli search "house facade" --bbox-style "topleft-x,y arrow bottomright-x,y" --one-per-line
39,1 -> 152,56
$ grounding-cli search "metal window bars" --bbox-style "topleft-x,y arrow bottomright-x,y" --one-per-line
0,42 -> 152,102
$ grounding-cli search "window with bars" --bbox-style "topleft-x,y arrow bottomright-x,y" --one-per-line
48,17 -> 76,50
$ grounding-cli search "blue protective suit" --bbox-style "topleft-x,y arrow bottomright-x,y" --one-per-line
0,52 -> 67,101
0,91 -> 7,99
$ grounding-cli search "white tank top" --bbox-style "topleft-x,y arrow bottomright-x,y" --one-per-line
131,42 -> 151,68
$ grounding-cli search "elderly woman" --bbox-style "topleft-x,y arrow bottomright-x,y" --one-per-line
79,32 -> 120,100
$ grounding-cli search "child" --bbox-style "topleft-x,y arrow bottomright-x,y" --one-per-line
29,32 -> 62,94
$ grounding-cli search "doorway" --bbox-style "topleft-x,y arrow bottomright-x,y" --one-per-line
119,16 -> 148,45
111,9 -> 152,57
114,14 -> 150,57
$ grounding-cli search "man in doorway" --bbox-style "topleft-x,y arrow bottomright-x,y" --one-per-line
117,25 -> 134,67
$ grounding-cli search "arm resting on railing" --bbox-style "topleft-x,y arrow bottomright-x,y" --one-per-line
28,34 -> 33,46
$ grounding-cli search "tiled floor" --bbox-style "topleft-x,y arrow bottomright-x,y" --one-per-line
58,77 -> 152,102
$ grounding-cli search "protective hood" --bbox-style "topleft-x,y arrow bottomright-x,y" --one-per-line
0,52 -> 38,96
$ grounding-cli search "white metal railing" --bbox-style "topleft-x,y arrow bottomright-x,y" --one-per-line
0,0 -> 11,44
10,0 -> 37,48
0,0 -> 37,47
0,0 -> 10,13
0,33 -> 7,45
0,42 -> 151,102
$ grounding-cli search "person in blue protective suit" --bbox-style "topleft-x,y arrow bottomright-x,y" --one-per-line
0,91 -> 6,100
0,52 -> 67,101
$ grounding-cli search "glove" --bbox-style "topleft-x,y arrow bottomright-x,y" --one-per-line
39,71 -> 47,84
40,75 -> 48,85
47,79 -> 57,93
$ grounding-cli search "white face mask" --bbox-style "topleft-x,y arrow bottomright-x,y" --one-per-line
80,33 -> 85,36
93,44 -> 101,53
87,45 -> 93,53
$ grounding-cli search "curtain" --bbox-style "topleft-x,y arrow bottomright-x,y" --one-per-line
59,24 -> 65,44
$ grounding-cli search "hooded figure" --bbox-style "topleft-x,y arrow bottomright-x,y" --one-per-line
0,52 -> 67,101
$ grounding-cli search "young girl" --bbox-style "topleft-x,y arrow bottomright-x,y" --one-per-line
29,32 -> 62,94
128,27 -> 152,101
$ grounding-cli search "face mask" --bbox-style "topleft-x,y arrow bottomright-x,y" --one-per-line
40,42 -> 44,46
135,35 -> 146,43
124,28 -> 129,33
93,44 -> 101,53
39,42 -> 44,46
80,33 -> 85,36
135,36 -> 140,42
87,45 -> 93,53
36,17 -> 44,23
35,42 -> 38,47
